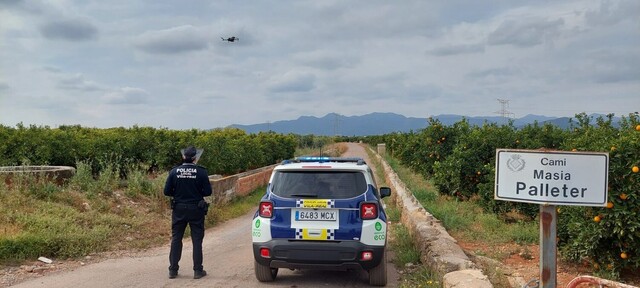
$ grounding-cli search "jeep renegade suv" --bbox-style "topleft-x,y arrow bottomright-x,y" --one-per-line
251,157 -> 391,286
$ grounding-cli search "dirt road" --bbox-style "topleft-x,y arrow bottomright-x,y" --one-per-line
10,143 -> 398,287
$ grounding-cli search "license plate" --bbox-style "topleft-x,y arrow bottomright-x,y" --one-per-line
294,209 -> 338,221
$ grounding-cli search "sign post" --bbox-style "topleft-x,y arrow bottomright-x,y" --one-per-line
540,204 -> 557,287
495,149 -> 608,288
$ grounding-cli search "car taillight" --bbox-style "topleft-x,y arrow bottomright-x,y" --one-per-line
361,251 -> 373,261
259,201 -> 273,218
360,202 -> 378,220
260,247 -> 271,258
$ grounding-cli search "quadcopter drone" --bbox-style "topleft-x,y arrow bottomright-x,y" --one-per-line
221,36 -> 239,42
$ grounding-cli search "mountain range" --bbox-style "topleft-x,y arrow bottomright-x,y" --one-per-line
229,112 -> 604,136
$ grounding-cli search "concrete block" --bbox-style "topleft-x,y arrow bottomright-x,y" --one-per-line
443,269 -> 493,288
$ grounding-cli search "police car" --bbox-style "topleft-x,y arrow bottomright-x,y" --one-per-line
251,156 -> 391,286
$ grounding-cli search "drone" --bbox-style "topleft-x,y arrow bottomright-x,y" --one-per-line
221,36 -> 239,42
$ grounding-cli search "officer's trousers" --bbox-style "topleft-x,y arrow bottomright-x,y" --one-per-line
169,203 -> 205,272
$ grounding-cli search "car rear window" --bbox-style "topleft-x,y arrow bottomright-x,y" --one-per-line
271,170 -> 368,199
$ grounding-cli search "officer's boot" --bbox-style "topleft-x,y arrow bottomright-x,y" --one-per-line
194,269 -> 207,279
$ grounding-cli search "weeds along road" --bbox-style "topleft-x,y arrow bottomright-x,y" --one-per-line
11,143 -> 398,288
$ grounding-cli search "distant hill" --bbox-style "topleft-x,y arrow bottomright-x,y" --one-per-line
230,113 -> 426,136
228,112 -> 615,136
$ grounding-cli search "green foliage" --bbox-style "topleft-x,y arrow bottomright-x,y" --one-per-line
69,160 -> 94,192
125,164 -> 155,198
0,160 -> 272,263
0,125 -> 296,176
383,207 -> 439,288
558,113 -> 640,273
392,224 -> 422,266
382,152 -> 538,247
364,112 -> 640,274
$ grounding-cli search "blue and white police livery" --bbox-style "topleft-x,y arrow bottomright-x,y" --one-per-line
251,157 -> 391,286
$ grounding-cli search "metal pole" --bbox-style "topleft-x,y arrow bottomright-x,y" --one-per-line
540,204 -> 557,288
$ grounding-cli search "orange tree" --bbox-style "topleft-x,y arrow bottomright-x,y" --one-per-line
474,122 -> 567,218
360,113 -> 639,275
392,117 -> 462,179
0,125 -> 296,176
558,113 -> 640,275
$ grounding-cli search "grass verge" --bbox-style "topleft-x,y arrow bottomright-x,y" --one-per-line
380,153 -> 538,287
364,147 -> 440,287
382,155 -> 537,248
0,163 -> 266,267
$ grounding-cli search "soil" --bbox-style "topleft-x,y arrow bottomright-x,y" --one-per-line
457,239 -> 640,288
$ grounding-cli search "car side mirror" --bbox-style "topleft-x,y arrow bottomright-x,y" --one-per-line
379,187 -> 391,198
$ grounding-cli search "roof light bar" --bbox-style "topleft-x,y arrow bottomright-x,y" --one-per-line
289,156 -> 366,165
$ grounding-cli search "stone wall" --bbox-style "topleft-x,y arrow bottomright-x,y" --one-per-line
370,149 -> 493,287
208,164 -> 276,204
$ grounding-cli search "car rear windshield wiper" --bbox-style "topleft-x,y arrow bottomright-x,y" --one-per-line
289,193 -> 318,198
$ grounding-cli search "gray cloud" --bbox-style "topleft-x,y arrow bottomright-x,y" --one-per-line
268,72 -> 316,93
103,87 -> 149,105
488,17 -> 564,47
586,49 -> 640,83
56,74 -> 104,91
0,81 -> 9,91
430,43 -> 485,56
466,67 -> 518,79
1,1 -> 638,128
40,18 -> 98,41
0,0 -> 22,9
134,25 -> 210,54
287,2 -> 440,44
43,66 -> 62,73
294,50 -> 358,70
585,0 -> 640,27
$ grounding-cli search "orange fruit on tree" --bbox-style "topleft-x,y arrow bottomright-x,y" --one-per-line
606,202 -> 614,208
636,124 -> 640,131
633,166 -> 639,173
593,215 -> 601,222
620,193 -> 628,200
621,252 -> 628,259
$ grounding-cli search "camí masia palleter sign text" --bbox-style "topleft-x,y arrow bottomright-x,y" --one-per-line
495,149 -> 608,206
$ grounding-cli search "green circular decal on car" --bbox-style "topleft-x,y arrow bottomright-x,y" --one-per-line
255,219 -> 261,228
375,222 -> 382,231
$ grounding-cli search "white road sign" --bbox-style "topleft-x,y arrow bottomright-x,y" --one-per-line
495,149 -> 608,206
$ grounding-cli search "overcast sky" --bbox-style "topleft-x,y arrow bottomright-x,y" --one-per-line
1,0 -> 638,129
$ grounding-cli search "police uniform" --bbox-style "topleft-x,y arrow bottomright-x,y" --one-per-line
163,148 -> 212,279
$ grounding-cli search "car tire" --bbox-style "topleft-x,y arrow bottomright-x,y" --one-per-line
368,251 -> 387,286
254,260 -> 278,282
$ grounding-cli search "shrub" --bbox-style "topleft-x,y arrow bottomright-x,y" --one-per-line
558,113 -> 640,274
0,125 -> 296,177
360,112 -> 640,274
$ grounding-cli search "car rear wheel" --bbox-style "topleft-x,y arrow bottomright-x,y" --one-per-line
368,251 -> 387,286
254,260 -> 278,282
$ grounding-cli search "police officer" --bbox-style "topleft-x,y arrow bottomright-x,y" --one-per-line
164,146 -> 212,279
